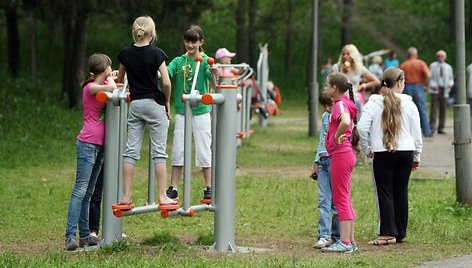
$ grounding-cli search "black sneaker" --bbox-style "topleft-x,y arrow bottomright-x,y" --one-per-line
203,186 -> 211,200
166,186 -> 178,199
65,236 -> 79,251
79,234 -> 100,247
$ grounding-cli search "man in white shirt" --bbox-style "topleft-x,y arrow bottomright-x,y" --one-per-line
429,50 -> 454,135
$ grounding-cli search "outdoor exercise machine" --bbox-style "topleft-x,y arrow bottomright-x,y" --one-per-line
97,56 -> 241,252
215,63 -> 254,143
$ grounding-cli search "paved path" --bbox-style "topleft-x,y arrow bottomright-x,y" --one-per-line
417,118 -> 455,179
415,116 -> 472,267
416,254 -> 472,268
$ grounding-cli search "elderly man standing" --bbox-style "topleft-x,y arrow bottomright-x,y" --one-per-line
429,50 -> 454,135
400,47 -> 433,137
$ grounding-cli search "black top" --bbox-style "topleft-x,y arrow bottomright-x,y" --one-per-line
117,44 -> 168,105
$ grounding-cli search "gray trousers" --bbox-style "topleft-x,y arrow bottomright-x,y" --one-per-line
430,87 -> 447,133
123,99 -> 169,165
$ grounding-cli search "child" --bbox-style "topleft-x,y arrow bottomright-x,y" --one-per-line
215,48 -> 243,78
312,92 -> 340,249
166,25 -> 218,201
114,16 -> 176,209
321,72 -> 359,253
65,53 -> 117,251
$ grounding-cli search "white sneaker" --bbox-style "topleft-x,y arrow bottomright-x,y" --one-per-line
90,232 -> 98,238
314,238 -> 332,249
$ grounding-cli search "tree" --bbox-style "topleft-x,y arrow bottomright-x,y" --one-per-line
248,0 -> 257,68
61,0 -> 95,108
2,0 -> 20,78
23,0 -> 39,81
469,0 -> 472,36
341,0 -> 352,46
284,0 -> 293,77
236,0 -> 248,63
450,0 -> 456,39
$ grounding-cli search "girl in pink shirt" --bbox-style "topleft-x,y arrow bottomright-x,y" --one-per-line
65,54 -> 117,251
322,72 -> 359,253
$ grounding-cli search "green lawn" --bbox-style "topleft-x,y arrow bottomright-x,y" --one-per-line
0,82 -> 471,267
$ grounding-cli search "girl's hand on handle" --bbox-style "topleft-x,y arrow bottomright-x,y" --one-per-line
210,64 -> 219,76
412,162 -> 420,171
110,70 -> 119,80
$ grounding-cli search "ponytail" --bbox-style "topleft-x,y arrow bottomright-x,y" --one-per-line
81,72 -> 95,88
347,82 -> 360,152
380,67 -> 403,151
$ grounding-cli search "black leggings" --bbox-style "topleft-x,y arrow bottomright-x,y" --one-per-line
373,151 -> 413,240
89,167 -> 103,234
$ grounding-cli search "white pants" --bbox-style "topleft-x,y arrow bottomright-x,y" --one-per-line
171,113 -> 212,167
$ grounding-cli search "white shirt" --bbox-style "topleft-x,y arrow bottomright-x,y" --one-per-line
358,93 -> 423,162
429,61 -> 454,97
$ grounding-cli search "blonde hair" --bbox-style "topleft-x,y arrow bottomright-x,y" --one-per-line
132,16 -> 156,43
337,44 -> 364,73
380,67 -> 403,151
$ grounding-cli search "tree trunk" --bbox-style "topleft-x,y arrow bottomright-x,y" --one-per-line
450,0 -> 456,39
341,0 -> 352,46
69,15 -> 90,108
29,10 -> 38,82
248,0 -> 257,68
61,0 -> 93,108
61,1 -> 75,107
4,3 -> 20,78
469,0 -> 472,36
284,0 -> 293,78
236,0 -> 248,63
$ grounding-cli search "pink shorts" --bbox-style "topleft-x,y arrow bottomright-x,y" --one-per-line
330,150 -> 356,221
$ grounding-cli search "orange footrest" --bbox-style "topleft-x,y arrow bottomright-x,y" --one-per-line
158,204 -> 179,211
200,199 -> 212,205
112,203 -> 135,211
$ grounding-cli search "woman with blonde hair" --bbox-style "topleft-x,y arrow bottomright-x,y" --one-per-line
357,67 -> 423,245
331,44 -> 380,115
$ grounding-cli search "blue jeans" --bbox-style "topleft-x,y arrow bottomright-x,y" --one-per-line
404,83 -> 432,136
65,140 -> 104,239
317,157 -> 340,241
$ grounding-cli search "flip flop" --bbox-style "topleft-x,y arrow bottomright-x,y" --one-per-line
112,202 -> 135,210
158,201 -> 179,211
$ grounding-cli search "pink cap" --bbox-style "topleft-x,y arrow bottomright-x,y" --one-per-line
215,48 -> 236,60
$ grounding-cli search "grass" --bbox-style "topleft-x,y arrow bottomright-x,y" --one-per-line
0,81 -> 472,267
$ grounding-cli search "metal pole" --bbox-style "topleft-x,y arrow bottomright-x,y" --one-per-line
211,86 -> 237,252
308,0 -> 319,136
257,45 -> 268,128
183,100 -> 193,210
454,0 -> 472,206
102,90 -> 123,245
147,140 -> 155,205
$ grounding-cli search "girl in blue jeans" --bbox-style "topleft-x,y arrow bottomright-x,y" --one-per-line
311,92 -> 340,249
65,54 -> 117,250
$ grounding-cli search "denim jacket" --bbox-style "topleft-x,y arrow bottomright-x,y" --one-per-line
314,111 -> 330,163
